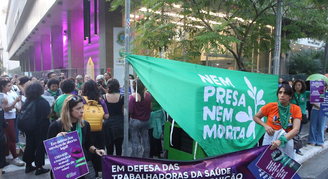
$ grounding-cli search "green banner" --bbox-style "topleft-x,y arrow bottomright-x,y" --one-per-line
127,54 -> 278,156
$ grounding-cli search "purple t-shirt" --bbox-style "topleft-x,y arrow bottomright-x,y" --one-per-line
129,93 -> 152,121
82,97 -> 109,114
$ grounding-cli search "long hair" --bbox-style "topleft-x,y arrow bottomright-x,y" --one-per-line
292,79 -> 306,93
107,78 -> 120,93
133,78 -> 145,101
82,80 -> 100,102
60,95 -> 84,131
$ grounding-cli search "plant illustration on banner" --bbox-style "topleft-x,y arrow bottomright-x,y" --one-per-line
235,77 -> 265,139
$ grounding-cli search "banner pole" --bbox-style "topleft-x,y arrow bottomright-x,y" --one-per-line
123,0 -> 131,156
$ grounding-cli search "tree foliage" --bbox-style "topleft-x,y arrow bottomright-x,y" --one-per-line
288,50 -> 324,75
108,0 -> 328,71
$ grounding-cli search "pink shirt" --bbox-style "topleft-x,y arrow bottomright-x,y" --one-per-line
129,93 -> 152,121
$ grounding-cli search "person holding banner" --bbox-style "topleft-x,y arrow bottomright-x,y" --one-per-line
290,79 -> 310,155
253,84 -> 302,158
308,83 -> 328,147
47,95 -> 106,178
129,79 -> 152,158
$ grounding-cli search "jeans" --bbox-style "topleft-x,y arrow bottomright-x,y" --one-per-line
308,109 -> 327,145
129,119 -> 150,158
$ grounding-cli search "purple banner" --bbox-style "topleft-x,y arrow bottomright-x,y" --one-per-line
103,146 -> 267,179
256,147 -> 301,179
320,92 -> 328,116
248,147 -> 301,179
44,131 -> 88,179
310,81 -> 325,103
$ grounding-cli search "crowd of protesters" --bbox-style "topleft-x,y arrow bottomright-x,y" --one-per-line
0,71 -> 166,178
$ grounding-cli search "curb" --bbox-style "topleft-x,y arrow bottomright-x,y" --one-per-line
295,140 -> 328,164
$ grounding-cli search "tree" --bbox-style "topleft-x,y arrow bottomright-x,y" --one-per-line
288,50 -> 324,75
109,0 -> 328,71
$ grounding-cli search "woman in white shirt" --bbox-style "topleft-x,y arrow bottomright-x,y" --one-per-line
0,79 -> 24,166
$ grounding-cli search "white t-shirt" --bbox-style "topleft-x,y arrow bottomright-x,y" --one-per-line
3,91 -> 18,119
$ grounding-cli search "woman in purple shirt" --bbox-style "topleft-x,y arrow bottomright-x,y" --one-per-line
129,79 -> 152,158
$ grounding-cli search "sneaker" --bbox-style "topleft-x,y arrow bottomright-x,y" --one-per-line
296,150 -> 303,156
12,157 -> 25,166
5,154 -> 13,160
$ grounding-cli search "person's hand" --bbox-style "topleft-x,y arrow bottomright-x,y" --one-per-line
95,149 -> 106,156
56,132 -> 68,137
15,95 -> 22,102
264,125 -> 274,136
270,140 -> 282,150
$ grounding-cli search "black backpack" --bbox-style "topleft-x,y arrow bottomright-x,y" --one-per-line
17,99 -> 37,132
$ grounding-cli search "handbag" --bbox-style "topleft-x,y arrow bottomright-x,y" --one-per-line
295,96 -> 309,124
293,133 -> 303,150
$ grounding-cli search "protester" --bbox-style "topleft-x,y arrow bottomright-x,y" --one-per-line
43,78 -> 62,100
84,74 -> 91,82
0,79 -> 24,166
291,79 -> 310,155
76,75 -> 83,90
30,77 -> 38,82
129,78 -> 152,158
54,79 -> 76,117
47,95 -> 106,179
0,94 -> 8,177
103,78 -> 124,156
96,75 -> 107,96
103,72 -> 112,85
82,80 -> 109,177
22,81 -> 51,175
148,95 -> 166,158
47,72 -> 57,79
278,77 -> 283,88
253,84 -> 301,158
308,83 -> 328,147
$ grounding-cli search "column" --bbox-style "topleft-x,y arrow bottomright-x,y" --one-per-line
41,35 -> 51,70
29,45 -> 35,72
99,0 -> 123,75
67,10 -> 84,77
25,50 -> 30,73
51,25 -> 64,69
34,42 -> 42,71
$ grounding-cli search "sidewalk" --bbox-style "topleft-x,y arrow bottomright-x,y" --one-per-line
295,122 -> 328,164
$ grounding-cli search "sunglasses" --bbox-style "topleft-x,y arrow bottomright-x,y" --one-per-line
69,95 -> 81,101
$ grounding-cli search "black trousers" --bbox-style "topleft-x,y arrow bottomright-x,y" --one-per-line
149,128 -> 162,157
23,131 -> 47,167
90,131 -> 104,176
106,138 -> 123,156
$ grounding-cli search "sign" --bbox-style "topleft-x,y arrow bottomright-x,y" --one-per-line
256,147 -> 301,179
248,147 -> 301,179
103,146 -> 267,179
126,54 -> 277,156
320,92 -> 328,116
310,81 -> 325,103
44,131 -> 88,179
